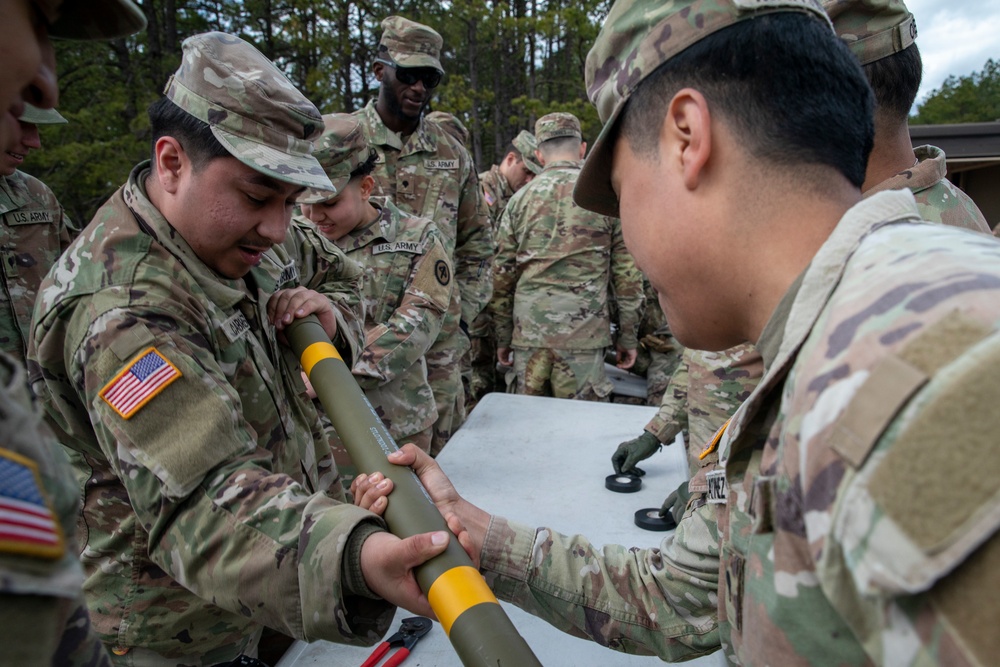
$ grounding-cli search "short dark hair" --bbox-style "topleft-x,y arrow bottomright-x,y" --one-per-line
505,143 -> 522,160
538,136 -> 580,158
349,149 -> 379,181
148,97 -> 231,170
621,13 -> 874,189
863,43 -> 922,125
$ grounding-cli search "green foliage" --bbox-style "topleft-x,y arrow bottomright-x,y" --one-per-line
912,58 -> 1000,125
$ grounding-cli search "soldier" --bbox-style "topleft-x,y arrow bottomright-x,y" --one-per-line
1,103 -> 76,365
425,110 -> 470,147
489,112 -> 643,400
354,16 -> 494,453
467,130 -> 542,406
295,113 -> 454,463
1,2 -> 145,666
27,32 -> 453,666
628,278 -> 684,405
359,0 -> 1000,663
825,0 -> 990,232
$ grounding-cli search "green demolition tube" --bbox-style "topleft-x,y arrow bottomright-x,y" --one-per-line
286,316 -> 542,667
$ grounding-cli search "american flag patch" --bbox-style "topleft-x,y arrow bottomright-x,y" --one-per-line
0,448 -> 64,559
100,347 -> 181,419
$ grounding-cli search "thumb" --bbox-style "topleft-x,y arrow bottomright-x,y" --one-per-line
399,530 -> 451,567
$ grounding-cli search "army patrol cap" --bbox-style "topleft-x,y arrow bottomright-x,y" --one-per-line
379,16 -> 444,73
512,130 -> 542,174
535,112 -> 582,144
19,103 -> 67,125
299,113 -> 374,204
44,0 -> 147,40
164,32 -> 333,192
823,0 -> 916,66
574,0 -> 831,217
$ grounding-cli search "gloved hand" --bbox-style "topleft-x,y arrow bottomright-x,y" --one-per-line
611,431 -> 660,476
659,480 -> 691,525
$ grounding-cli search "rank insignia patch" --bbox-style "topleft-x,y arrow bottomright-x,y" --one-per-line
0,448 -> 64,558
100,347 -> 181,419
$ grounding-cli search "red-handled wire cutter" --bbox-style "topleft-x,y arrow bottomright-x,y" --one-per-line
361,616 -> 432,667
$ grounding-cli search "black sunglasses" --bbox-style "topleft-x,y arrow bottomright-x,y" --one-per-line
376,59 -> 442,89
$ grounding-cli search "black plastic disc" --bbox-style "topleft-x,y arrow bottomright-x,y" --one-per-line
634,507 -> 677,531
605,474 -> 642,493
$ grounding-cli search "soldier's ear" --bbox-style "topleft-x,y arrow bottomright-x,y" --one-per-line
359,174 -> 376,200
666,88 -> 712,192
152,136 -> 187,195
373,61 -> 385,82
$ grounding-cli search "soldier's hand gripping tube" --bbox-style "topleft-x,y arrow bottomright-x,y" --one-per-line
286,316 -> 542,667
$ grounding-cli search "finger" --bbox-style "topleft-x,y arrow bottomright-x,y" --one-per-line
400,530 -> 450,568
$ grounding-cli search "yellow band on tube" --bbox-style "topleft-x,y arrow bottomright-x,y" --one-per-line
300,341 -> 343,375
427,566 -> 499,635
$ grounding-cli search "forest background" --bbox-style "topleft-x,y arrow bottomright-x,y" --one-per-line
24,0 -> 1000,225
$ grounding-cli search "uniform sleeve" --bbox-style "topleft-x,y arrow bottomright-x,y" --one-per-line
57,305 -> 393,645
453,166 -> 494,325
608,217 -> 644,350
480,506 -> 722,660
488,203 -> 519,349
354,235 -> 454,388
645,355 -> 689,444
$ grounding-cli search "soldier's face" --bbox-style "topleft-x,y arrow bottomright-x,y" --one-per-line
0,0 -> 59,148
502,153 -> 534,191
301,175 -> 374,242
1,120 -> 41,175
377,63 -> 432,122
168,155 -> 304,279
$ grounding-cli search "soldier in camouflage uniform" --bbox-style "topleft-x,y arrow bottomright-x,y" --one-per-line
467,130 -> 542,407
360,1 -> 1000,663
1,103 -> 76,365
489,112 -> 643,400
354,16 -> 494,453
824,0 -> 990,232
295,113 -> 454,467
425,110 -> 470,147
27,32 -> 453,666
1,2 -> 145,666
628,278 -> 684,405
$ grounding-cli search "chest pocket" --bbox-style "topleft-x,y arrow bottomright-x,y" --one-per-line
396,164 -> 448,225
1,211 -> 60,278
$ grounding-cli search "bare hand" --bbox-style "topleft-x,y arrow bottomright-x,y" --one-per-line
359,530 -> 449,618
496,346 -> 513,367
616,345 -> 638,370
267,287 -> 339,340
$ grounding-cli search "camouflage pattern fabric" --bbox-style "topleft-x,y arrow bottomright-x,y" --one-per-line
511,347 -> 612,401
629,278 -> 684,405
478,165 -> 514,232
823,0 -> 916,66
534,112 -> 581,142
864,144 -> 990,233
378,16 -> 444,72
0,351 -> 111,667
645,344 -> 763,478
490,158 -> 643,352
0,170 -> 76,364
27,163 -> 392,665
477,191 -> 1000,664
426,111 -> 470,147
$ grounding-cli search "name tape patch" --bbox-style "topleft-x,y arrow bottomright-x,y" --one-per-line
372,241 -> 425,255
277,262 -> 299,287
222,312 -> 252,343
706,469 -> 728,504
100,347 -> 181,420
425,159 -> 458,170
0,448 -> 64,559
7,210 -> 55,225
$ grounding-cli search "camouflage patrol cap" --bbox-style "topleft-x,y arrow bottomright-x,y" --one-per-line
19,103 -> 67,125
164,32 -> 333,192
427,111 -> 470,146
574,0 -> 831,217
46,0 -> 147,40
823,0 -> 917,66
298,114 -> 374,205
512,130 -> 542,174
379,16 -> 444,73
535,112 -> 582,144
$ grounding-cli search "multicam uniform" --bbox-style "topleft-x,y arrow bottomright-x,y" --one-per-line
27,164 -> 393,665
864,144 -> 990,233
477,192 -> 1000,664
631,278 -> 684,405
295,197 -> 454,454
355,101 -> 493,448
478,165 -> 514,232
490,158 -> 643,400
0,351 -> 110,667
0,170 -> 75,363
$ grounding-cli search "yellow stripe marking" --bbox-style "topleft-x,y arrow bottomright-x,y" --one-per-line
699,417 -> 732,460
300,341 -> 342,375
427,566 -> 499,635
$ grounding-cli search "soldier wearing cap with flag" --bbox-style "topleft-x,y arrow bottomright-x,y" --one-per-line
357,0 -> 1000,662
27,31 -> 456,666
354,16 -> 494,454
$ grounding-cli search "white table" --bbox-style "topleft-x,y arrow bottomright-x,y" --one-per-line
278,393 -> 725,666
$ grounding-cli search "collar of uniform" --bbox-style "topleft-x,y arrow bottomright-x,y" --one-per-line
361,100 -> 439,156
337,199 -> 397,252
863,144 -> 946,199
542,158 -> 583,173
0,171 -> 31,215
125,161 -> 247,310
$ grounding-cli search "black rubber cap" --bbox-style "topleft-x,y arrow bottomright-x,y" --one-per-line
605,474 -> 642,493
634,507 -> 677,531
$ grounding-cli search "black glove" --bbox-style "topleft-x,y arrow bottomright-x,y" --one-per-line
658,480 -> 691,525
611,431 -> 660,476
